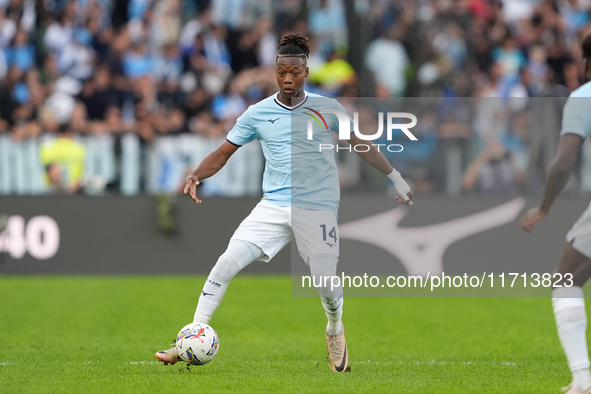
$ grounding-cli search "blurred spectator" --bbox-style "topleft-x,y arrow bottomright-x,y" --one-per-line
462,140 -> 525,195
154,43 -> 182,106
560,0 -> 590,41
211,80 -> 247,123
308,50 -> 355,96
39,53 -> 59,87
4,0 -> 36,33
79,64 -> 116,120
501,0 -> 534,26
151,0 -> 182,50
203,25 -> 231,72
240,0 -> 273,30
546,36 -> 574,86
128,0 -> 151,21
469,28 -> 493,74
0,9 -> 17,48
432,23 -> 467,70
492,34 -> 526,79
211,0 -> 247,29
227,27 -> 261,73
123,41 -> 153,79
39,123 -> 86,194
365,26 -> 409,97
0,0 -> 590,198
57,28 -> 94,80
179,7 -> 211,55
183,87 -> 212,120
44,9 -> 74,55
508,67 -> 532,101
308,0 -> 347,56
128,3 -> 154,44
255,17 -> 276,67
5,28 -> 34,72
526,45 -> 549,94
0,50 -> 6,81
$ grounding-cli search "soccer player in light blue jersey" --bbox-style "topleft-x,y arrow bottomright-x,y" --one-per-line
156,33 -> 413,372
520,34 -> 591,394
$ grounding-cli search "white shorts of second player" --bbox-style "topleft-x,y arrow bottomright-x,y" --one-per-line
567,200 -> 591,259
231,199 -> 339,263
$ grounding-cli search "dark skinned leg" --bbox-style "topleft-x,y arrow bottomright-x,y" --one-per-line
552,241 -> 591,392
555,241 -> 591,288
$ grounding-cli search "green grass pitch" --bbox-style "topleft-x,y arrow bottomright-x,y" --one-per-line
0,275 -> 585,393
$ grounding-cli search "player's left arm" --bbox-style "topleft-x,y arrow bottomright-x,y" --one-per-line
520,133 -> 583,231
347,132 -> 413,205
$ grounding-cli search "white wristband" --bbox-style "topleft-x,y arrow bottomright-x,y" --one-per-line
387,169 -> 411,201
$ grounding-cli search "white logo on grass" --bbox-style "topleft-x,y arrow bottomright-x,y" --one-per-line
339,198 -> 526,276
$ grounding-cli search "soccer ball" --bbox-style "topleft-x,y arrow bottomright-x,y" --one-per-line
176,322 -> 220,365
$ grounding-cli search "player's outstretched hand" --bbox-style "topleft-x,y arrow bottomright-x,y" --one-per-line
388,169 -> 413,206
519,207 -> 548,232
184,174 -> 202,203
395,190 -> 414,205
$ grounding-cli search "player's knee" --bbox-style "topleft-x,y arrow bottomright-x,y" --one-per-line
210,240 -> 263,282
209,253 -> 237,283
308,254 -> 338,277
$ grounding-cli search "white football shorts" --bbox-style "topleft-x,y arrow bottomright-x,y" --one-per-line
566,200 -> 591,259
230,199 -> 339,263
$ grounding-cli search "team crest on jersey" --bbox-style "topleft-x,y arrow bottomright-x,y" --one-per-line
304,107 -> 328,132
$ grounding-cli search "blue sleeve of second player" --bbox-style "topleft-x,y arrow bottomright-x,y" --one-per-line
560,97 -> 591,139
226,108 -> 256,146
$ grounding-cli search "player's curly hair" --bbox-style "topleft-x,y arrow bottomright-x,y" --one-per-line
277,33 -> 310,59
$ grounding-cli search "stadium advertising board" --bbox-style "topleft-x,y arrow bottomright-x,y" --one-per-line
1,195 -> 586,299
0,215 -> 60,260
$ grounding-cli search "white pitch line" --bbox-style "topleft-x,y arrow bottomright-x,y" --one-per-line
351,360 -> 516,366
143,360 -> 516,367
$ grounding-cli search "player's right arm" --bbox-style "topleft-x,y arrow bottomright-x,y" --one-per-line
347,132 -> 413,205
521,94 -> 591,231
520,133 -> 583,230
330,100 -> 413,204
185,105 -> 256,203
184,141 -> 239,203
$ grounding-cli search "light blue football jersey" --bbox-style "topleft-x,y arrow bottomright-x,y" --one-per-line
560,81 -> 591,138
226,92 -> 351,214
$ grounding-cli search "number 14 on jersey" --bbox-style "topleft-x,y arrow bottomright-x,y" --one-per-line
320,224 -> 337,243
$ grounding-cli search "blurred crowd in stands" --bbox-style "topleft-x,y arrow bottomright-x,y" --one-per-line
1,0 -> 591,197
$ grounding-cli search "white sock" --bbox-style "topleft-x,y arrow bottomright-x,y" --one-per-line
553,287 -> 591,391
193,311 -> 211,324
322,294 -> 343,335
309,254 -> 343,336
193,240 -> 263,323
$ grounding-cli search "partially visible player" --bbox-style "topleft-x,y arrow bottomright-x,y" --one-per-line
520,34 -> 591,394
155,33 -> 413,372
